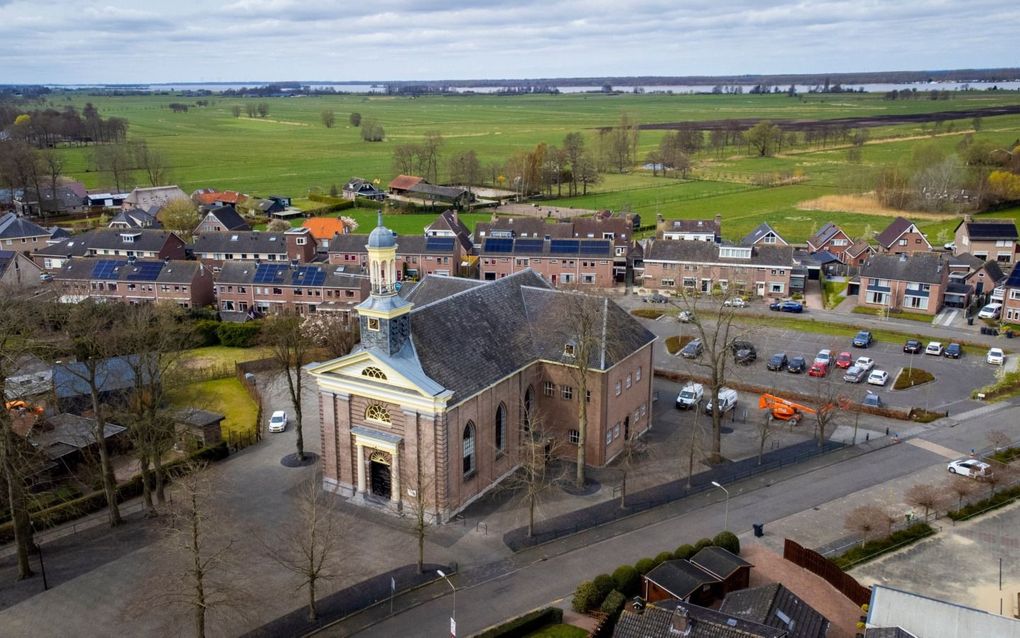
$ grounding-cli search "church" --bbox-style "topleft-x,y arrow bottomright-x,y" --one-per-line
308,215 -> 656,522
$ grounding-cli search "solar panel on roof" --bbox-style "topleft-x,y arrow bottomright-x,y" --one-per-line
253,263 -> 287,284
126,262 -> 164,281
549,239 -> 580,254
484,238 -> 513,253
514,239 -> 544,252
579,240 -> 612,255
425,237 -> 456,251
294,266 -> 325,286
91,259 -> 127,279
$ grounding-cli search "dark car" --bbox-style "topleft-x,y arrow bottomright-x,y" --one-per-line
647,293 -> 668,304
903,339 -> 922,354
862,392 -> 883,408
767,353 -> 788,371
731,340 -> 757,365
680,338 -> 703,359
944,343 -> 962,359
853,331 -> 873,348
769,300 -> 804,313
787,356 -> 807,373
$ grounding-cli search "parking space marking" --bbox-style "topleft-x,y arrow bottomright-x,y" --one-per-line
906,438 -> 965,460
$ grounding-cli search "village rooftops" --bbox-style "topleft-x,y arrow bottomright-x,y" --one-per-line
193,231 -> 289,255
38,229 -> 182,256
644,560 -> 722,600
644,240 -> 795,267
475,217 -> 573,240
479,236 -> 614,258
860,253 -> 947,284
875,216 -> 928,249
614,600 -> 786,638
741,222 -> 786,247
326,233 -> 461,256
956,218 -> 1019,241
0,212 -> 50,239
720,583 -> 830,638
389,175 -> 423,191
215,260 -> 367,288
57,257 -> 207,285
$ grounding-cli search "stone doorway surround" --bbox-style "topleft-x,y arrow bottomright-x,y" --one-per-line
352,425 -> 403,508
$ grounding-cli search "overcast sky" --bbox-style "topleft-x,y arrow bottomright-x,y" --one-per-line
1,0 -> 1016,84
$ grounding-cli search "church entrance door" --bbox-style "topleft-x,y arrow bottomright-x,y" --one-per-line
369,453 -> 392,500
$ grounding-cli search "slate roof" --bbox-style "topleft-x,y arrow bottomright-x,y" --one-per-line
54,258 -> 205,285
407,269 -> 655,402
570,217 -> 632,243
325,233 -> 458,256
475,218 -> 573,240
957,219 -> 1019,241
193,231 -> 288,255
645,240 -> 794,267
968,260 -> 1005,284
741,222 -> 786,247
389,175 -> 423,191
175,408 -> 225,427
645,560 -> 722,600
860,253 -> 947,284
875,217 -> 922,249
614,601 -> 787,638
216,261 -> 367,289
479,237 -> 614,257
108,209 -> 161,229
202,205 -> 250,231
52,355 -> 151,399
948,252 -> 984,270
409,183 -> 470,200
845,240 -> 875,259
690,547 -> 752,580
29,413 -> 126,460
664,219 -> 721,235
720,583 -> 830,638
807,222 -> 844,250
0,212 -> 50,239
36,229 -> 180,257
403,274 -> 485,306
427,210 -> 474,251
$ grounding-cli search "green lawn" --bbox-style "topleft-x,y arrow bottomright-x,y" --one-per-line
170,377 -> 258,437
524,624 -> 589,638
179,345 -> 273,370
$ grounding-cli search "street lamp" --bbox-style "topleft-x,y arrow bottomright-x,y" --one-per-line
437,569 -> 456,637
711,481 -> 730,531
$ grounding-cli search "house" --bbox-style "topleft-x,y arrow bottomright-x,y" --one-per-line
474,217 -> 573,241
267,195 -> 292,208
303,217 -> 350,251
342,178 -> 385,201
1002,263 -> 1020,323
424,209 -> 473,254
192,228 -> 316,267
478,236 -> 615,286
876,217 -> 932,254
122,185 -> 188,211
32,229 -> 187,270
0,250 -> 44,289
175,409 -> 224,448
215,261 -> 369,321
108,208 -> 161,230
192,189 -> 248,208
25,413 -> 127,473
807,223 -> 852,262
953,216 -> 1018,264
720,583 -> 830,638
614,601 -> 787,638
866,585 -> 1020,638
195,205 -> 251,234
659,215 -> 722,242
4,354 -> 52,403
741,222 -> 788,247
643,559 -> 723,606
388,174 -> 424,195
86,191 -> 128,209
51,257 -> 215,308
253,198 -> 286,217
844,240 -> 876,268
308,216 -> 655,520
690,547 -> 753,596
14,180 -> 88,216
642,241 -> 796,298
327,214 -> 469,280
857,253 -> 949,315
0,212 -> 53,255
407,183 -> 474,208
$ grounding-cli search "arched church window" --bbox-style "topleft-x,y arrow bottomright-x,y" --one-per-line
495,402 -> 507,454
366,404 -> 391,424
362,366 -> 388,380
463,421 -> 476,476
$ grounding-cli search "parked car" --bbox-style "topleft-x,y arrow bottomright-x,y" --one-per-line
977,303 -> 1002,320
947,459 -> 990,479
834,352 -> 853,369
677,310 -> 694,323
854,356 -> 875,372
268,410 -> 288,433
769,300 -> 804,313
647,293 -> 669,304
675,383 -> 704,409
732,340 -> 757,365
767,353 -> 788,371
862,391 -> 883,407
944,343 -> 962,359
903,339 -> 923,354
787,356 -> 807,374
925,342 -> 944,356
852,331 -> 873,348
723,297 -> 747,308
808,361 -> 828,377
843,365 -> 867,383
987,347 -> 1005,365
39,272 -> 54,282
681,339 -> 704,359
867,370 -> 889,386
704,387 -> 738,415
943,241 -> 956,251
814,349 -> 833,365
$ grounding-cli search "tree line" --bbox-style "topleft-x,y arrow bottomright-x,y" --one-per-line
0,101 -> 128,148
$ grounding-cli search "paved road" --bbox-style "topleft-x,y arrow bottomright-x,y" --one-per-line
338,401 -> 1019,637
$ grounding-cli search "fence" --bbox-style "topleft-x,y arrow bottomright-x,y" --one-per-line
233,358 -> 276,451
783,538 -> 871,607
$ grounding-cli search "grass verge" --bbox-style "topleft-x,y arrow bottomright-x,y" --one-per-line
852,306 -> 934,323
893,367 -> 935,390
947,484 -> 1020,521
170,377 -> 258,438
821,280 -> 848,309
971,369 -> 1020,401
525,625 -> 589,638
664,335 -> 695,355
833,523 -> 935,570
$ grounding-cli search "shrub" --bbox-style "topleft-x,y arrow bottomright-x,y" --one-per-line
631,308 -> 664,319
634,558 -> 656,575
673,544 -> 696,560
831,523 -> 934,569
216,321 -> 261,347
664,335 -> 695,355
474,607 -> 562,638
572,580 -> 600,613
611,565 -> 639,596
600,590 -> 627,615
893,367 -> 935,390
592,574 -> 615,603
712,531 -> 740,555
947,484 -> 1020,521
654,551 -> 673,565
989,446 -> 1020,464
693,537 -> 713,552
193,319 -> 221,346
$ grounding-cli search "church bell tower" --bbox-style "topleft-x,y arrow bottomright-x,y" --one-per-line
356,212 -> 412,356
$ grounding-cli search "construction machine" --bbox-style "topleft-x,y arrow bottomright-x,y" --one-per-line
758,393 -> 817,424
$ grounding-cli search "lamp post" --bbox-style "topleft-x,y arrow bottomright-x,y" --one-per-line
437,569 -> 456,637
711,481 -> 730,531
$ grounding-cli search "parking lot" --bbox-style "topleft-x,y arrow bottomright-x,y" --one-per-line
660,321 -> 998,412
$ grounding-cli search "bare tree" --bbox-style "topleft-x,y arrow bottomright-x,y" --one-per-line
810,380 -> 842,449
320,110 -> 336,129
498,403 -> 566,537
392,143 -> 420,176
421,131 -> 444,183
844,505 -> 894,545
945,476 -> 977,510
267,219 -> 291,233
301,313 -> 359,359
562,131 -> 585,196
92,142 -> 134,192
755,410 -> 774,466
40,149 -> 64,218
408,416 -> 436,572
262,480 -> 345,621
256,102 -> 270,118
132,140 -> 170,187
905,483 -> 946,521
230,105 -> 241,118
263,313 -> 312,461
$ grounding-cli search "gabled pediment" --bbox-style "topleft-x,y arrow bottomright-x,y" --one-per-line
306,350 -> 451,411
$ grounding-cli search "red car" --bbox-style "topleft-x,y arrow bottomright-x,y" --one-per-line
808,361 -> 828,377
835,352 -> 853,369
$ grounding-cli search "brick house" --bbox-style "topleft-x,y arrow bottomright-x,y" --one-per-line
52,257 -> 215,308
857,253 -> 949,315
659,215 -> 721,242
123,185 -> 188,211
0,212 -> 55,255
741,222 -> 788,247
807,222 -> 852,262
953,217 -> 1018,265
215,261 -> 369,321
876,216 -> 932,254
0,250 -> 44,289
192,228 -> 316,268
303,217 -> 349,251
1002,263 -> 1020,323
327,234 -> 463,280
844,240 -> 876,268
33,229 -> 187,270
194,205 -> 251,234
642,241 -> 795,298
479,237 -> 615,287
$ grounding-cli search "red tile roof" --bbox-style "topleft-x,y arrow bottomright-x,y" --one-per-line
389,175 -> 423,191
195,190 -> 247,206
302,217 -> 348,240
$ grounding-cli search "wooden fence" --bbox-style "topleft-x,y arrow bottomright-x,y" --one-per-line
783,538 -> 871,607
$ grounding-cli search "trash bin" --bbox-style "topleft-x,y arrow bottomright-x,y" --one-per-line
1007,330 -> 1014,339
967,317 -> 974,326
753,523 -> 764,538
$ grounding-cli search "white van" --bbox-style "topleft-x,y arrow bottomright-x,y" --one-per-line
704,388 -> 738,415
675,383 -> 704,409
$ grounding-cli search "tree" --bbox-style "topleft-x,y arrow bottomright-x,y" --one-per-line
40,149 -> 64,219
607,113 -> 639,172
301,313 -> 359,359
448,150 -> 482,193
361,119 -> 385,142
267,219 -> 291,233
245,103 -> 258,118
746,121 -> 782,157
945,476 -> 977,510
263,313 -> 312,461
905,483 -> 946,521
563,132 -> 585,196
92,142 -> 134,192
499,403 -> 566,537
256,102 -> 269,118
349,112 -> 362,127
132,140 -> 170,187
421,131 -> 444,183
844,505 -> 894,545
320,110 -> 336,129
230,105 -> 241,118
161,198 -> 201,236
810,381 -> 842,449
262,480 -> 345,621
392,143 -> 420,175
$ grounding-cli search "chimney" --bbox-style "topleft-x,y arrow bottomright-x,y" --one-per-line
714,213 -> 722,227
671,608 -> 693,635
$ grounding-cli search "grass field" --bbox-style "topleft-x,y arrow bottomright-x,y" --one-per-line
170,377 -> 258,438
43,90 -> 1020,242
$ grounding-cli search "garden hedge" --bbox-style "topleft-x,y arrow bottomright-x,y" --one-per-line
712,531 -> 740,554
673,544 -> 696,560
474,606 -> 563,638
572,580 -> 601,613
216,322 -> 261,347
832,523 -> 934,569
947,484 -> 1020,521
612,565 -> 639,596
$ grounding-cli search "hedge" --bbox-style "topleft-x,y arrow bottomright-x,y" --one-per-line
673,544 -> 695,560
989,447 -> 1020,464
611,565 -> 639,596
631,308 -> 665,320
713,531 -> 740,555
572,580 -> 601,613
600,590 -> 627,615
474,606 -> 563,638
831,523 -> 935,569
693,537 -> 713,552
193,319 -> 221,347
216,321 -> 261,347
634,558 -> 656,575
947,484 -> 1020,521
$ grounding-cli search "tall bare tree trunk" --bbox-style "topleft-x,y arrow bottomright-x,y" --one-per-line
575,390 -> 587,488
139,455 -> 155,515
91,388 -> 122,527
154,454 -> 167,504
4,464 -> 33,580
189,484 -> 207,638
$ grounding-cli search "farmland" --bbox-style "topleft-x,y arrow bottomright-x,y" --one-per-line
47,90 -> 1020,242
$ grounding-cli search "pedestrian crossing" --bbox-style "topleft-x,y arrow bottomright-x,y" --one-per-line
933,308 -> 958,327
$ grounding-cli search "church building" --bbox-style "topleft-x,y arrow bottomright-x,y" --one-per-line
309,215 -> 656,521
